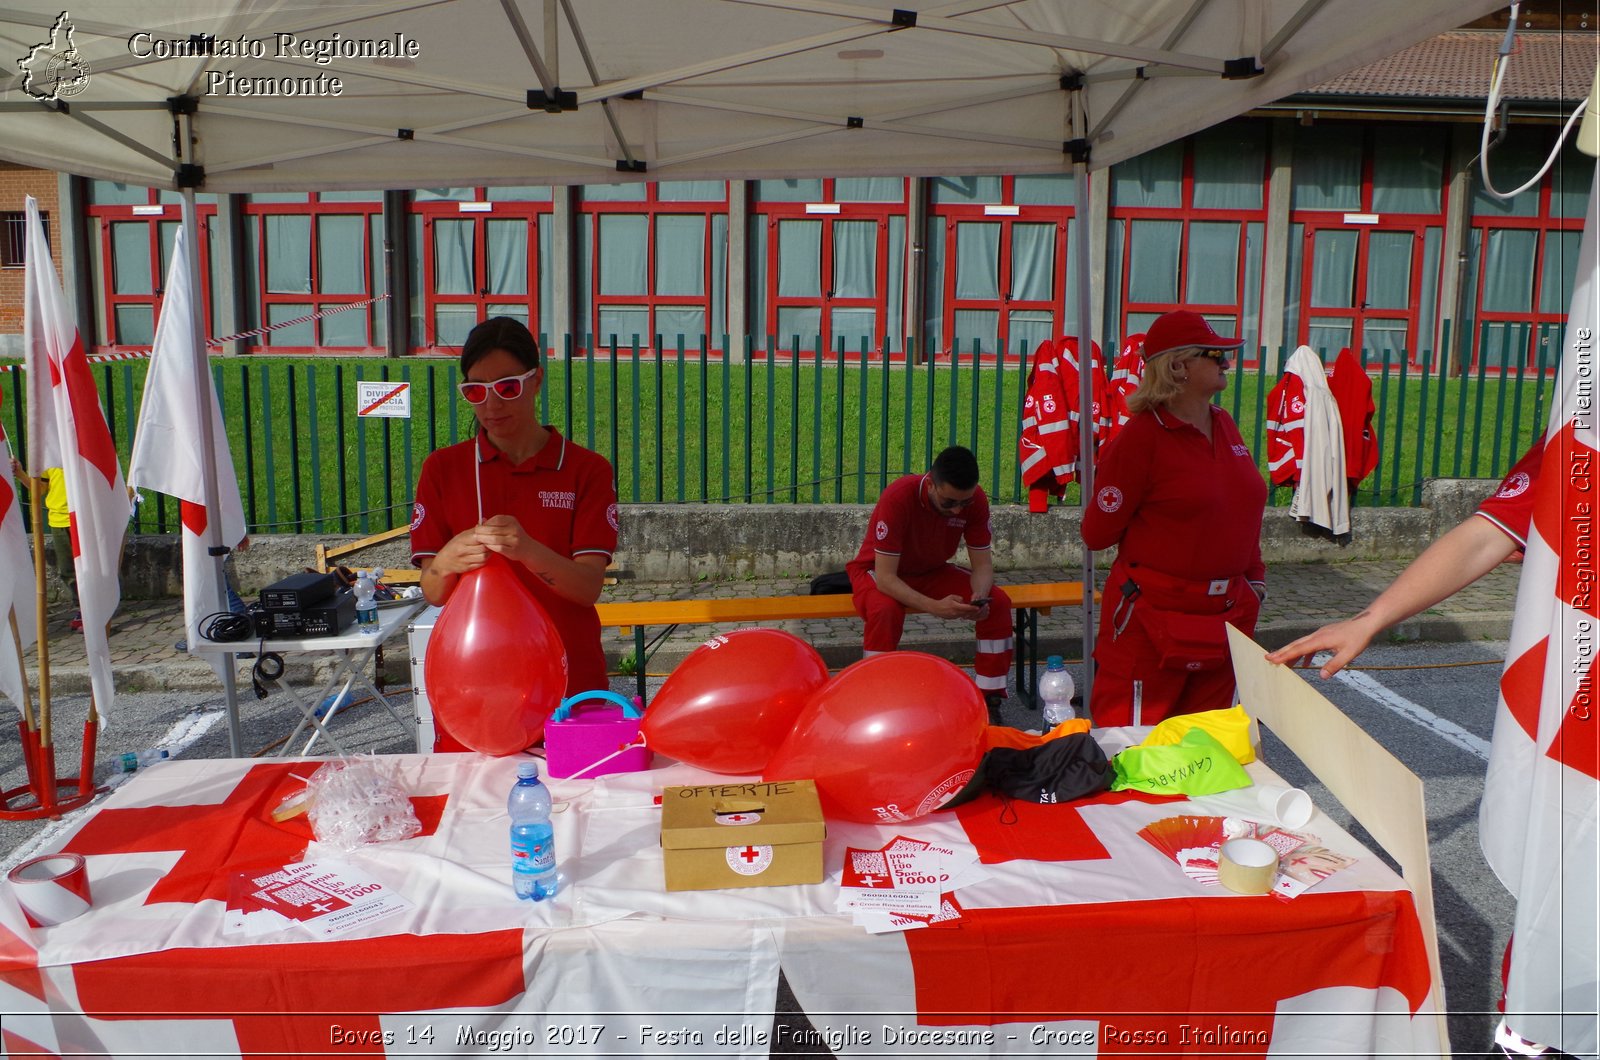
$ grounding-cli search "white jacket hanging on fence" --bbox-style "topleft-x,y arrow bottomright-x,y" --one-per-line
1280,346 -> 1349,536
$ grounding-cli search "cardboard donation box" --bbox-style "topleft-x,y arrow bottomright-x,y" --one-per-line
660,780 -> 826,892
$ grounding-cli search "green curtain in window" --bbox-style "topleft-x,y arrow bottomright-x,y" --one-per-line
777,220 -> 821,298
486,219 -> 528,296
1371,127 -> 1442,214
1113,142 -> 1181,208
834,178 -> 902,203
1185,222 -> 1239,305
318,216 -> 365,295
1192,129 -> 1263,210
1482,228 -> 1536,312
931,176 -> 1001,204
433,219 -> 473,295
953,309 -> 997,355
1014,174 -> 1074,206
1292,126 -> 1362,212
111,223 -> 151,295
1363,231 -> 1413,310
1310,229 -> 1358,308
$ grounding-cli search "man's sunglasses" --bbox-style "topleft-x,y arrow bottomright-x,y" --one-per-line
458,368 -> 538,404
933,491 -> 976,512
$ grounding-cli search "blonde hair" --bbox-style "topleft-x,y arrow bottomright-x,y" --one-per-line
1126,345 -> 1204,415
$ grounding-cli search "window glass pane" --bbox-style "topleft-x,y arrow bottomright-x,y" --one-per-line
1186,222 -> 1239,305
433,219 -> 473,295
1192,125 -> 1264,210
1007,310 -> 1054,359
90,181 -> 149,205
656,181 -> 726,202
1364,231 -> 1414,310
599,215 -> 648,295
1306,318 -> 1350,357
655,215 -> 705,296
1283,223 -> 1304,353
486,303 -> 529,327
415,188 -> 474,201
1243,221 -> 1264,345
583,184 -> 647,202
1363,319 -> 1408,363
1554,152 -> 1597,218
1472,129 -> 1541,217
267,303 -> 313,346
252,192 -> 309,204
598,306 -> 649,343
538,219 -> 552,337
1417,226 -> 1441,361
318,190 -> 383,202
834,178 -> 902,202
777,220 -> 822,298
930,176 -> 1002,204
486,185 -> 554,201
1479,322 -> 1528,367
1113,142 -> 1181,208
320,306 -> 367,346
486,219 -> 528,296
1482,228 -> 1537,312
1125,311 -> 1160,337
264,215 -> 311,294
1013,173 -> 1074,206
158,221 -> 179,279
1539,229 -> 1583,314
952,309 -> 998,355
833,220 -> 877,299
1292,126 -> 1363,211
954,222 -> 999,300
754,179 -> 824,202
1309,229 -> 1358,308
407,214 -> 424,347
711,214 -> 727,341
434,305 -> 478,346
657,307 -> 706,343
317,215 -> 365,294
831,307 -> 876,349
370,219 -> 387,348
749,215 -> 766,341
1371,127 -> 1442,214
1010,223 -> 1054,302
1128,219 -> 1180,303
114,305 -> 153,345
776,306 -> 821,348
111,223 -> 152,295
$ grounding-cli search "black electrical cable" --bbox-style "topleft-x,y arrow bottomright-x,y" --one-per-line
252,647 -> 284,700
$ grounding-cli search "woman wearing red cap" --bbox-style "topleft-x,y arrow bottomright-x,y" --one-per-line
1080,310 -> 1268,726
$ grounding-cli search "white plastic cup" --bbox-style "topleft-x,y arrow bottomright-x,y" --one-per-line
7,853 -> 92,927
1256,784 -> 1313,830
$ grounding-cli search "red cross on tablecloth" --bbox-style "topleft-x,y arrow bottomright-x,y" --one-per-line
952,787 -> 1185,864
59,763 -> 447,906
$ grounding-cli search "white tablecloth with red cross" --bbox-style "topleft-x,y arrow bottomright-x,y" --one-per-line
0,736 -> 1440,1058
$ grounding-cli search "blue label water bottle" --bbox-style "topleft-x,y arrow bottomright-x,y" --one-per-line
508,761 -> 558,900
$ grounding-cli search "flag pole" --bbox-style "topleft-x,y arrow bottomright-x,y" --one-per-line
28,473 -> 50,750
6,609 -> 35,735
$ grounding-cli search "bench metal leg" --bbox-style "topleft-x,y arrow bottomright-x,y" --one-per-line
634,626 -> 647,703
1015,606 -> 1042,708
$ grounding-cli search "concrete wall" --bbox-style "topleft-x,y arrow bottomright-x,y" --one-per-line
104,477 -> 1503,599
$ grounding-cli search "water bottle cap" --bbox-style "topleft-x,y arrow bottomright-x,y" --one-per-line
1046,654 -> 1064,668
517,761 -> 539,780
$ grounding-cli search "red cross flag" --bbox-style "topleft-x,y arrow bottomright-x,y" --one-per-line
0,408 -> 36,714
127,223 -> 247,678
21,196 -> 129,721
1479,168 -> 1600,1055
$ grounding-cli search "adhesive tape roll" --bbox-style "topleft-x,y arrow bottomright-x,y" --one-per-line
6,852 -> 92,927
1218,838 -> 1278,895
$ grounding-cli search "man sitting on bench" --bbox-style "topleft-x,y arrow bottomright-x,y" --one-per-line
847,445 -> 1014,724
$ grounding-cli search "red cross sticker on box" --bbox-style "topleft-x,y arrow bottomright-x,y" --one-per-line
355,380 -> 411,419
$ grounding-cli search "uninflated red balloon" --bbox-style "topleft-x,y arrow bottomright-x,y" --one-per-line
642,628 -> 829,773
424,554 -> 567,755
764,652 -> 987,823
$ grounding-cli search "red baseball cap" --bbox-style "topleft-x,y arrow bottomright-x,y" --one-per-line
1143,311 -> 1244,359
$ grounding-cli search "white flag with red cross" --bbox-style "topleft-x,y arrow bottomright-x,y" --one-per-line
0,411 -> 36,714
1479,167 -> 1600,1056
127,224 -> 246,679
21,196 -> 129,722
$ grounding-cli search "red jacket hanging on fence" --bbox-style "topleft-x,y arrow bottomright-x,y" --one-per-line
1019,336 -> 1106,512
1266,347 -> 1379,491
1101,333 -> 1147,446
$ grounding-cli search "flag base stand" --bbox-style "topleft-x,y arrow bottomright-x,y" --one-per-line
0,719 -> 101,820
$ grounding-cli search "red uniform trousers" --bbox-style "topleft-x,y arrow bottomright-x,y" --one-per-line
1089,559 -> 1260,727
849,565 -> 1013,695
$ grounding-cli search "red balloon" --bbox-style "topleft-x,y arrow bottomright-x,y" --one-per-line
641,628 -> 829,774
764,652 -> 987,824
424,554 -> 567,755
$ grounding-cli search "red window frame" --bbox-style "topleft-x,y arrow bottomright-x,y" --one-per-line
85,190 -> 215,351
240,193 -> 384,354
754,179 -> 899,359
579,184 -> 726,357
410,190 -> 552,351
1468,178 -> 1584,375
1113,139 -> 1269,367
929,176 -> 1071,363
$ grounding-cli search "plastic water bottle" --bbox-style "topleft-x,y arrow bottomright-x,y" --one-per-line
1039,655 -> 1076,727
114,748 -> 169,774
508,761 -> 558,901
354,568 -> 380,634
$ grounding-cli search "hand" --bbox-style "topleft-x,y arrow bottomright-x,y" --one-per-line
969,596 -> 992,621
433,527 -> 490,576
1264,613 -> 1380,679
475,514 -> 534,566
930,594 -> 980,620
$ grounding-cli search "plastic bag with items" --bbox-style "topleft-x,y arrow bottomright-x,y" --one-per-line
305,755 -> 422,854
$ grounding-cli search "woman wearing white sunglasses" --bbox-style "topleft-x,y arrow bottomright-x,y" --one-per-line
410,317 -> 619,752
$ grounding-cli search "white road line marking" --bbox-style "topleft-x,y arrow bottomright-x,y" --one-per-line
1329,660 -> 1492,762
1,710 -> 225,873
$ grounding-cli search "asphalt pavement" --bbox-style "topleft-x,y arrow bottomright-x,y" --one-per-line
0,558 -> 1528,1057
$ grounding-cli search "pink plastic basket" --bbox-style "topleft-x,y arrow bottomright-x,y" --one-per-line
544,690 -> 651,779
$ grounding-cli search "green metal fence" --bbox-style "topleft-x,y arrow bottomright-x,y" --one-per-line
0,322 -> 1563,537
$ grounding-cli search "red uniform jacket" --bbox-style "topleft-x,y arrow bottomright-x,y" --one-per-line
1019,337 -> 1106,511
1265,348 -> 1379,491
1102,333 -> 1147,447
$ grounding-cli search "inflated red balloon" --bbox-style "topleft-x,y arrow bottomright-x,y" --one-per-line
641,628 -> 829,774
424,553 -> 567,755
764,652 -> 987,823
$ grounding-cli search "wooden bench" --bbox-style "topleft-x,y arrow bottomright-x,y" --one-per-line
596,581 -> 1088,704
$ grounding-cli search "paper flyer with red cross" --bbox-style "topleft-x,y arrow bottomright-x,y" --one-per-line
224,860 -> 412,940
835,835 -> 987,932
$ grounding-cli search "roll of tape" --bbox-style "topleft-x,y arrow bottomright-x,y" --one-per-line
7,852 -> 92,927
1218,838 -> 1278,895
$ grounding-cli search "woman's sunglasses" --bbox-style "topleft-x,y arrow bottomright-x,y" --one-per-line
1194,349 -> 1231,363
458,368 -> 538,404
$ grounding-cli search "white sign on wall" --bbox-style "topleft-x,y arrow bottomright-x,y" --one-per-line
355,381 -> 411,419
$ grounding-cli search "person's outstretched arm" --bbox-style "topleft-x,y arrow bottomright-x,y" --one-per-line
1265,515 -> 1518,678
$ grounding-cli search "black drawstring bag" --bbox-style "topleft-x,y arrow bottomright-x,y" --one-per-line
940,733 -> 1113,810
